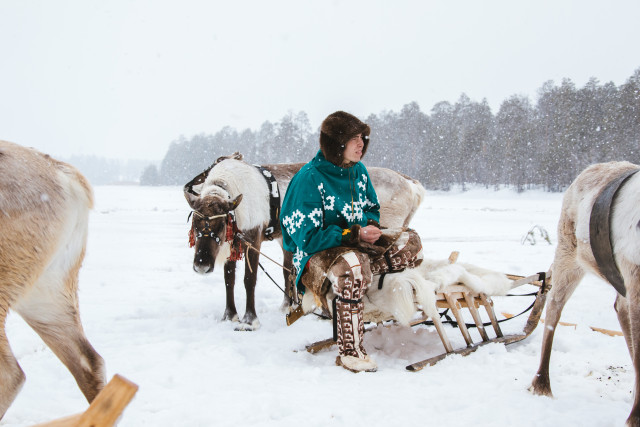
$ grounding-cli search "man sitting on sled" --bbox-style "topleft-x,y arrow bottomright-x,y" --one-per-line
281,111 -> 421,373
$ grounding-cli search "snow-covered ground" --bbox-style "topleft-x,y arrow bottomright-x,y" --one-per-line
3,185 -> 633,426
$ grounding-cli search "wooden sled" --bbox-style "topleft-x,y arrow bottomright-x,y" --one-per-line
305,270 -> 550,371
31,374 -> 138,427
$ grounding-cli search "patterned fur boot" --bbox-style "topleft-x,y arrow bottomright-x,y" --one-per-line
334,297 -> 377,373
329,251 -> 377,373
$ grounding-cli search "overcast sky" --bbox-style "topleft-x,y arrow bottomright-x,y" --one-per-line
1,0 -> 639,162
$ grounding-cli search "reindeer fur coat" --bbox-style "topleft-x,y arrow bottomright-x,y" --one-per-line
281,150 -> 380,291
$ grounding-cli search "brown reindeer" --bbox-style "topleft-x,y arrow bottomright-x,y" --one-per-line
184,153 -> 425,331
530,161 -> 640,426
0,140 -> 105,419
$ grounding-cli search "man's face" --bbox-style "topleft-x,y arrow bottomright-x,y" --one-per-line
343,134 -> 364,163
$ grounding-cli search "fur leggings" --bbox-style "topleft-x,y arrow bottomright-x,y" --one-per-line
326,251 -> 372,358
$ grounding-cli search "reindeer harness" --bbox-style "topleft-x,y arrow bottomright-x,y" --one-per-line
185,160 -> 281,262
253,165 -> 281,240
589,167 -> 640,297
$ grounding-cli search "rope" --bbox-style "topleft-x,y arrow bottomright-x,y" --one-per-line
236,233 -> 292,273
257,262 -> 285,294
235,234 -> 331,322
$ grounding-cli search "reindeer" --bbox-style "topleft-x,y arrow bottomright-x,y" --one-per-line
529,161 -> 640,426
184,153 -> 425,331
0,140 -> 105,419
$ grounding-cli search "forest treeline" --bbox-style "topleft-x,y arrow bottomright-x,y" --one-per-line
142,68 -> 640,192
65,156 -> 148,185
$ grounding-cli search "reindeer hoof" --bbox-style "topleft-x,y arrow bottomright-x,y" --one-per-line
222,312 -> 239,323
235,318 -> 261,331
529,376 -> 553,397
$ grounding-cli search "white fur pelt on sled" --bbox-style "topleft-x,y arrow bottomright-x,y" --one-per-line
363,258 -> 515,326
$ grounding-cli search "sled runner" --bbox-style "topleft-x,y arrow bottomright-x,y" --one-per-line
303,254 -> 549,371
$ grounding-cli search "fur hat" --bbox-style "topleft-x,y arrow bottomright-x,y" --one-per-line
320,111 -> 370,166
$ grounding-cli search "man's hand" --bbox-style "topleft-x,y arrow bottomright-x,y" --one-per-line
359,225 -> 382,244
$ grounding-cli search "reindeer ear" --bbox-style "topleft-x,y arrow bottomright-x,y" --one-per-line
184,191 -> 200,209
228,194 -> 243,211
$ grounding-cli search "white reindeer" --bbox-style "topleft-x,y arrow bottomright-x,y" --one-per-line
530,161 -> 640,426
0,140 -> 105,419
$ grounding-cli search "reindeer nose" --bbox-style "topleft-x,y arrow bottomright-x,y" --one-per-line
193,263 -> 213,274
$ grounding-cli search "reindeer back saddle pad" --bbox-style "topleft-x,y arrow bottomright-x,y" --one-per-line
589,167 -> 640,297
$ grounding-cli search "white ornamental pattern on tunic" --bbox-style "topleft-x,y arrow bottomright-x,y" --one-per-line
282,209 -> 305,235
330,174 -> 369,223
308,208 -> 323,227
358,192 -> 376,210
357,174 -> 367,191
340,201 -> 364,222
292,247 -> 308,272
318,183 -> 335,212
284,173 -> 372,260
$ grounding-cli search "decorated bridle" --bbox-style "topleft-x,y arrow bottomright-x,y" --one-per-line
187,210 -> 227,245
188,210 -> 244,261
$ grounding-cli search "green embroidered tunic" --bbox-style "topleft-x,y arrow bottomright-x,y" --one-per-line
281,150 -> 380,290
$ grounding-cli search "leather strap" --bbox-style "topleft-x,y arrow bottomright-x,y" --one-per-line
254,165 -> 281,240
589,168 -> 639,297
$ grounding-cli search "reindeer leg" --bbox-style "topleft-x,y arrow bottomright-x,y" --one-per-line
530,261 -> 584,397
20,314 -> 106,403
615,294 -> 633,358
280,249 -> 294,312
223,260 -> 239,322
623,278 -> 640,427
15,273 -> 106,405
616,294 -> 640,427
0,310 -> 26,420
237,239 -> 261,331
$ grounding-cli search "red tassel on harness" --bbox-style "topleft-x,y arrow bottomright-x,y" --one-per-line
188,221 -> 196,248
226,214 -> 244,262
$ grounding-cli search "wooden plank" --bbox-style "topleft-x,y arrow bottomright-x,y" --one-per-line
435,291 -> 466,307
77,374 -> 138,427
32,375 -> 138,427
504,314 -> 622,336
458,296 -> 480,309
479,293 -> 503,338
305,337 -> 336,354
436,285 -> 469,295
443,293 -> 473,346
590,326 -> 623,336
435,301 -> 448,309
463,293 -> 489,341
507,273 -> 543,288
429,311 -> 454,353
539,317 -> 577,329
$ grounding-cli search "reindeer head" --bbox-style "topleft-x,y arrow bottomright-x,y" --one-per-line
185,192 -> 243,274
